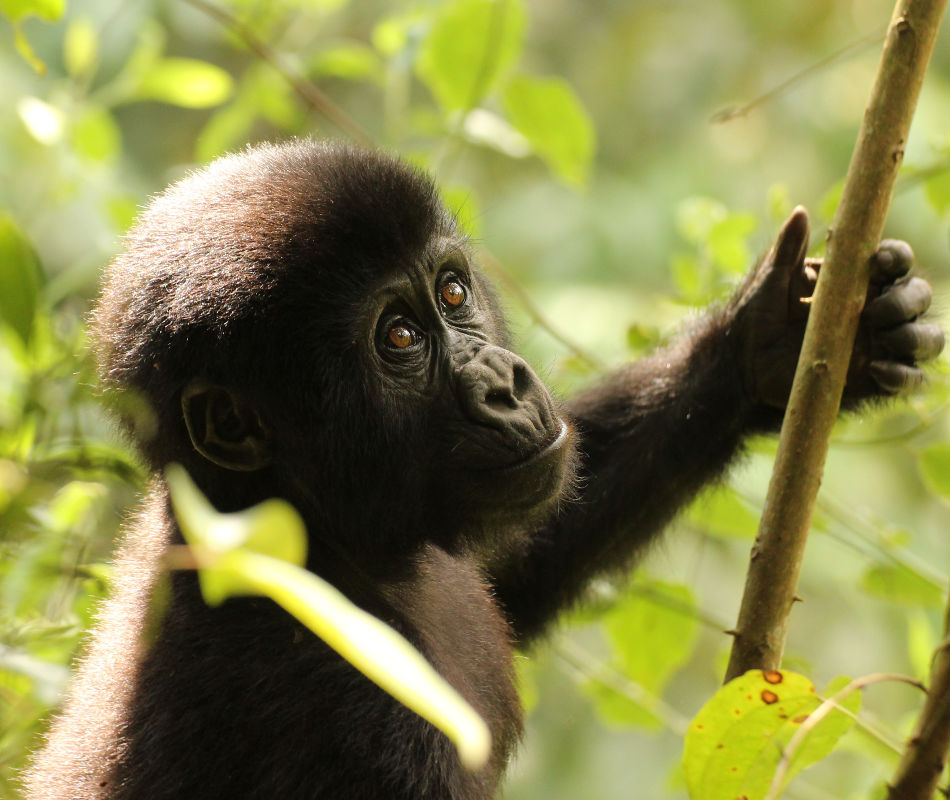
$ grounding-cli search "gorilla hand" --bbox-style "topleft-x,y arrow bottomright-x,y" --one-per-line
730,206 -> 944,411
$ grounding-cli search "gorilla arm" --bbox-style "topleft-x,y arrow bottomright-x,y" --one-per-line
490,208 -> 943,643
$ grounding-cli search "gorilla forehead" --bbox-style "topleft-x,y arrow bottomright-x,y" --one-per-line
94,140 -> 458,395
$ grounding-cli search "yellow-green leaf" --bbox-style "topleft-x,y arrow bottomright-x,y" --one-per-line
165,465 -> 491,771
683,670 -> 859,800
0,214 -> 42,345
416,0 -> 525,112
502,74 -> 595,188
136,58 -> 234,108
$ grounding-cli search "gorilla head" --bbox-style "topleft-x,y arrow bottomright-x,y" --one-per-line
93,140 -> 574,567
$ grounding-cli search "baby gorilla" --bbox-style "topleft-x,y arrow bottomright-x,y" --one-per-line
23,140 -> 943,800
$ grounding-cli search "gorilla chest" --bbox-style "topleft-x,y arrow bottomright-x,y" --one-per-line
384,546 -> 524,761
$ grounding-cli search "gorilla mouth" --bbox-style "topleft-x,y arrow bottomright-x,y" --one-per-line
498,419 -> 570,473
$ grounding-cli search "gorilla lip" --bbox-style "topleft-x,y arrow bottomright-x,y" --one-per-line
498,419 -> 570,473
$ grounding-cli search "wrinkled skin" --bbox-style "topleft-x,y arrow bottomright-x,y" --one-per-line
23,142 -> 943,800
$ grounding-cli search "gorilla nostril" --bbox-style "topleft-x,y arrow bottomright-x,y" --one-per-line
485,388 -> 516,410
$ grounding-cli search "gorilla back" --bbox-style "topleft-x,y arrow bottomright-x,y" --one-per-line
23,139 -> 941,799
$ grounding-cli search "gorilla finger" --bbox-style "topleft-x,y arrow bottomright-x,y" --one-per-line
870,239 -> 914,282
771,206 -> 810,270
877,322 -> 945,362
866,276 -> 932,327
868,361 -> 926,394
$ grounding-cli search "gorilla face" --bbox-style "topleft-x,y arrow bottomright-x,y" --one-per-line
359,237 -> 572,517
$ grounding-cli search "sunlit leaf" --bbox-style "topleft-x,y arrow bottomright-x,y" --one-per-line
135,58 -> 234,108
924,170 -> 950,215
859,563 -> 944,607
17,97 -> 64,145
919,442 -> 950,500
683,670 -> 859,800
63,18 -> 98,77
708,213 -> 757,276
582,677 -> 662,730
604,580 -> 699,694
441,185 -> 482,237
309,42 -> 382,82
0,0 -> 63,20
166,465 -> 491,771
502,75 -> 595,188
415,0 -> 525,112
688,486 -> 759,540
70,107 -> 121,163
0,214 -> 42,345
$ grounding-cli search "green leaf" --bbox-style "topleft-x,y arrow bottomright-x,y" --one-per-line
604,580 -> 699,694
677,197 -> 728,245
309,42 -> 382,82
0,0 -> 63,22
919,442 -> 950,499
63,18 -> 98,77
70,107 -> 121,163
441,185 -> 481,237
924,169 -> 950,215
135,58 -> 234,108
688,486 -> 759,540
859,563 -> 944,607
502,75 -> 595,188
17,96 -> 64,145
415,0 -> 525,112
165,465 -> 491,771
708,213 -> 757,276
0,214 -> 42,345
683,670 -> 859,800
582,678 -> 662,730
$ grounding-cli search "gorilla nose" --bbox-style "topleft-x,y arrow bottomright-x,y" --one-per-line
457,346 -> 557,435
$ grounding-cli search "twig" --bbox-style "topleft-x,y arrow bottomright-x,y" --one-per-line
765,673 -> 925,800
180,0 -> 374,148
477,248 -> 607,372
888,602 -> 950,799
711,30 -> 885,123
724,0 -> 948,683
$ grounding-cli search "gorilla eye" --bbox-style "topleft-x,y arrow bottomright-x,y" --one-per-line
386,322 -> 418,349
440,281 -> 466,309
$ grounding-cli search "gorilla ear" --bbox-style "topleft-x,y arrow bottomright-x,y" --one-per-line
181,381 -> 273,471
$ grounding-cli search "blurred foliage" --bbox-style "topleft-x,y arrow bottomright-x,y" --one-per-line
2,0 -> 950,798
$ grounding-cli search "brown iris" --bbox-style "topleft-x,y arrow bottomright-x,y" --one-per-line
387,324 -> 414,348
441,281 -> 465,308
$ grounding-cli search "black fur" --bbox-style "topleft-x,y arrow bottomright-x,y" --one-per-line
22,140 -> 940,799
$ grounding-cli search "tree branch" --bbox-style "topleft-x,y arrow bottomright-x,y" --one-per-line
180,0 -> 375,148
887,600 -> 950,799
724,0 -> 947,683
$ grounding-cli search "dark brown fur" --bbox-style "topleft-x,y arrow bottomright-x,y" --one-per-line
23,140 -> 939,799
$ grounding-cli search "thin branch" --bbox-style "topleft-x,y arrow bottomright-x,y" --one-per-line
888,605 -> 950,800
766,672 -> 925,800
477,248 -> 607,372
711,30 -> 885,123
555,637 -> 691,735
180,0 -> 375,148
724,0 -> 948,683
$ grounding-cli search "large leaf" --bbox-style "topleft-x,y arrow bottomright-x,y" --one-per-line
682,670 -> 860,800
135,58 -> 234,108
415,0 -> 525,112
603,580 -> 700,694
502,74 -> 595,188
0,214 -> 42,345
918,442 -> 950,500
166,465 -> 491,770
